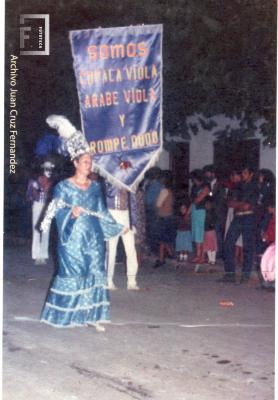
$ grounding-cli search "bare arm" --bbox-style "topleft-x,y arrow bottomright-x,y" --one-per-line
227,199 -> 252,211
186,203 -> 193,216
194,186 -> 210,203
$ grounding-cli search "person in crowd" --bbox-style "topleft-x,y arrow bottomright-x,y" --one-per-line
259,241 -> 275,292
223,169 -> 244,265
254,169 -> 276,250
145,167 -> 163,254
105,184 -> 139,290
218,165 -> 260,283
202,198 -> 218,265
153,170 -> 175,268
203,164 -> 226,258
175,201 -> 192,261
257,194 -> 275,292
260,193 -> 276,252
26,158 -> 56,265
258,169 -> 275,210
134,182 -> 146,268
41,116 -> 126,330
187,169 -> 210,264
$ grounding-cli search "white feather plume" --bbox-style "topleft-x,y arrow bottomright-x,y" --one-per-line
46,115 -> 77,139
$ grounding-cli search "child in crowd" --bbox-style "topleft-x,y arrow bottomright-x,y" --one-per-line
202,198 -> 218,265
175,202 -> 192,261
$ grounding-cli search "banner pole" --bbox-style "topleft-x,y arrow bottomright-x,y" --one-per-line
128,191 -> 132,229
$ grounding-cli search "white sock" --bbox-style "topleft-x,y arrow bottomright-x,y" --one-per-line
210,251 -> 216,263
207,250 -> 212,262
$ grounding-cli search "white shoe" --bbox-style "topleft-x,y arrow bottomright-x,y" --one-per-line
183,254 -> 188,261
95,323 -> 106,332
127,284 -> 140,290
179,254 -> 183,261
108,283 -> 117,290
34,259 -> 47,265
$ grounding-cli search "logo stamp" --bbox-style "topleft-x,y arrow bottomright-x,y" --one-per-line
20,14 -> 49,55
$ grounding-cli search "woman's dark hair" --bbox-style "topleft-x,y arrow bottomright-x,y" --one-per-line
205,197 -> 215,209
259,169 -> 275,184
138,180 -> 144,190
203,164 -> 215,174
266,193 -> 276,208
242,164 -> 256,174
161,170 -> 173,189
230,168 -> 242,176
179,198 -> 190,209
144,166 -> 162,180
189,169 -> 205,183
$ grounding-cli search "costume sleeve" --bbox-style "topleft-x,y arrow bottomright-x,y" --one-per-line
96,184 -> 124,239
130,193 -> 138,226
53,182 -> 77,246
26,179 -> 36,201
105,182 -> 119,209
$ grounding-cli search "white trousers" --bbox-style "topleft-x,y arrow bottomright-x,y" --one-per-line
106,209 -> 138,286
32,202 -> 50,260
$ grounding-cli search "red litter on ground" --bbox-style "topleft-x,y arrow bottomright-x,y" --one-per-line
219,301 -> 234,307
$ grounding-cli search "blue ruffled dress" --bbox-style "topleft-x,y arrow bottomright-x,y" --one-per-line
41,180 -> 123,328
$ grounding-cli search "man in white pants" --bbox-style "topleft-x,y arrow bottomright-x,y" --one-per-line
105,183 -> 139,290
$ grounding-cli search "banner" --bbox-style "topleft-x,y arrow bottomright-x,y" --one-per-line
69,24 -> 163,192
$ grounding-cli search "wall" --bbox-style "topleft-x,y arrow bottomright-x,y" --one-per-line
157,114 -> 276,175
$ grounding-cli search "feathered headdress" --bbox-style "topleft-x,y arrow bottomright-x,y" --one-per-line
46,115 -> 91,160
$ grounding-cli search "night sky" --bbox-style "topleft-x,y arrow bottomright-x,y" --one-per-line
5,0 -> 276,170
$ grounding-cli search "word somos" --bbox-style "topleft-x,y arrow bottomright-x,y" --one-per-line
88,42 -> 148,60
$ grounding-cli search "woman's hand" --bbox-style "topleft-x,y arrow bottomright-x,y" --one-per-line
71,206 -> 83,218
123,227 -> 129,235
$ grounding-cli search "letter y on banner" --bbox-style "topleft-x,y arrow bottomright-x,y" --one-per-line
69,24 -> 163,192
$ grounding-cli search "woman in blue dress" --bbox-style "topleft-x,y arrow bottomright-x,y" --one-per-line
40,152 -> 126,330
187,169 -> 210,264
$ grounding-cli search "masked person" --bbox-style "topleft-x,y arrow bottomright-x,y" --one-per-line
26,159 -> 56,265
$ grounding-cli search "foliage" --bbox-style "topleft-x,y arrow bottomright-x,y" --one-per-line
5,0 -> 276,164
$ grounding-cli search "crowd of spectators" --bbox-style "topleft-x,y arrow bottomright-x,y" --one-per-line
5,159 -> 275,291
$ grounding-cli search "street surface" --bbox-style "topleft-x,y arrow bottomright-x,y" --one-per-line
3,243 -> 275,400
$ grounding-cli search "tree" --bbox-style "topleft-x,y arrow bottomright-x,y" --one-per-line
5,0 -> 276,170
